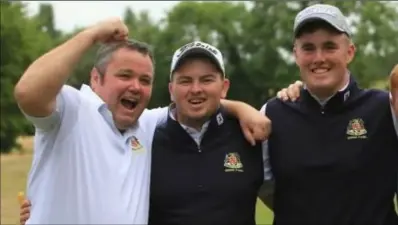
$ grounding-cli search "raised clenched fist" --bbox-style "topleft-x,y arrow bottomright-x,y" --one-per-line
86,17 -> 129,43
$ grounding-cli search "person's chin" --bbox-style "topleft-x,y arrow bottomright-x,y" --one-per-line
310,77 -> 335,88
186,110 -> 208,121
117,115 -> 138,128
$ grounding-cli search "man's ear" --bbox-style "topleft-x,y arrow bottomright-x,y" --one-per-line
346,41 -> 356,64
168,82 -> 175,101
221,78 -> 230,99
293,45 -> 299,67
90,68 -> 100,90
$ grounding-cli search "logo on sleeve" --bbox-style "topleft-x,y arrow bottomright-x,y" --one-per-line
224,152 -> 244,172
346,118 -> 367,139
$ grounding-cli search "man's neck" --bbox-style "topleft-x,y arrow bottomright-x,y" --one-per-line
306,73 -> 350,103
174,111 -> 209,131
169,104 -> 219,131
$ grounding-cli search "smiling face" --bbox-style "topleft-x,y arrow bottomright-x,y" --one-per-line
169,55 -> 229,129
91,47 -> 154,130
294,21 -> 355,99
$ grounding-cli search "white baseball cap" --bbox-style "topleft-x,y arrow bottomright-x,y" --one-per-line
170,41 -> 225,79
294,4 -> 352,37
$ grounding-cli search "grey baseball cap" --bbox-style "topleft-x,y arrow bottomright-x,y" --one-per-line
294,4 -> 352,37
170,41 -> 225,79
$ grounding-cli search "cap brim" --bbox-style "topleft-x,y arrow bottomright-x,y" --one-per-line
172,48 -> 224,74
294,15 -> 346,37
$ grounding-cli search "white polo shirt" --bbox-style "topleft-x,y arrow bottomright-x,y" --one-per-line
23,84 -> 167,224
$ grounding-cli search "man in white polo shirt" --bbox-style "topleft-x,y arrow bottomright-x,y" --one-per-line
15,18 -> 270,224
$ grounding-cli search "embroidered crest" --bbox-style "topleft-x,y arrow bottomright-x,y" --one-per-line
346,118 -> 367,139
224,152 -> 244,172
131,136 -> 144,151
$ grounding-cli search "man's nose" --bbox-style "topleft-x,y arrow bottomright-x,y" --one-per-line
190,81 -> 203,94
313,50 -> 326,63
128,79 -> 141,93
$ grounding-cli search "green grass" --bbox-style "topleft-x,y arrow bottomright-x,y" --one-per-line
256,200 -> 273,224
1,151 -> 31,224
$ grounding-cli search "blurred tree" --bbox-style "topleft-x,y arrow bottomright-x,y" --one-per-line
0,1 -> 53,153
154,1 -> 398,107
35,3 -> 60,39
4,1 -> 396,151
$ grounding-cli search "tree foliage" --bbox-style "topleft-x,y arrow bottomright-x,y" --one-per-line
1,1 -> 397,153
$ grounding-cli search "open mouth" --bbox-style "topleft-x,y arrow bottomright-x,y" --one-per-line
311,68 -> 330,74
188,98 -> 206,105
121,98 -> 138,110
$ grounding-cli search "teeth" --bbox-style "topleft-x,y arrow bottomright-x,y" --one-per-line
312,68 -> 329,74
189,99 -> 204,104
312,69 -> 329,74
125,98 -> 137,102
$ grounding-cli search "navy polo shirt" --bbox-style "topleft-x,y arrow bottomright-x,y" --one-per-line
149,107 -> 264,225
265,76 -> 398,225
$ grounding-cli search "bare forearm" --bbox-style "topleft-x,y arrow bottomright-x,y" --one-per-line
14,30 -> 95,117
220,99 -> 250,117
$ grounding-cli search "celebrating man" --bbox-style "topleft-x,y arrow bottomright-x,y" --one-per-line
14,18 -> 270,224
261,4 -> 398,225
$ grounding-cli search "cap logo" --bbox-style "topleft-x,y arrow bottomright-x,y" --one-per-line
216,113 -> 224,126
176,42 -> 218,58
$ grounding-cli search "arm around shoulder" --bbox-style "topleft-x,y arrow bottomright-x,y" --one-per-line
220,99 -> 271,145
141,106 -> 169,126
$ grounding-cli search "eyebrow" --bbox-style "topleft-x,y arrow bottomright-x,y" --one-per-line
116,69 -> 152,78
116,69 -> 134,75
301,40 -> 338,47
200,74 -> 217,79
177,74 -> 218,79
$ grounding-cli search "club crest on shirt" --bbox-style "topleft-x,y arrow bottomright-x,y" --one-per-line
131,136 -> 144,151
224,152 -> 244,172
346,118 -> 367,139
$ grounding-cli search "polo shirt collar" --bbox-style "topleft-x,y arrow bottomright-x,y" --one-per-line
166,103 -> 226,147
80,84 -> 105,110
168,103 -> 211,133
305,80 -> 349,106
301,74 -> 360,112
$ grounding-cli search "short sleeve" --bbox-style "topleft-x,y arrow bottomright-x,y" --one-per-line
21,85 -> 82,132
